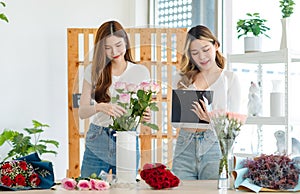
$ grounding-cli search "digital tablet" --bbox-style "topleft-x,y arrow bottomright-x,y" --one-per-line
171,89 -> 213,129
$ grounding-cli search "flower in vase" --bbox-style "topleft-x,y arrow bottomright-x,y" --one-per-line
208,110 -> 247,178
109,81 -> 160,131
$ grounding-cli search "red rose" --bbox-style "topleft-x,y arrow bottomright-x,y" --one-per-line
143,163 -> 154,170
1,175 -> 13,187
18,161 -> 28,171
29,173 -> 41,187
162,180 -> 171,188
170,177 -> 180,187
14,174 -> 26,186
1,163 -> 12,173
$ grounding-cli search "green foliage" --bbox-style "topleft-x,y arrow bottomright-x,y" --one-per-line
0,1 -> 8,23
0,120 -> 59,162
280,0 -> 295,18
236,13 -> 270,39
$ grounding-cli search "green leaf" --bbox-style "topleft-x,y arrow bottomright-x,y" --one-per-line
0,2 -> 5,7
32,120 -> 50,128
23,127 -> 44,134
0,130 -> 19,146
0,13 -> 8,23
39,139 -> 60,148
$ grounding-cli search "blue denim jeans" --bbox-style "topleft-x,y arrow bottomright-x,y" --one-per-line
80,123 -> 140,177
172,129 -> 221,180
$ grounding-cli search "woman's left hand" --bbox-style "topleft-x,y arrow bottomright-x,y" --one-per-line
142,107 -> 151,123
191,99 -> 209,122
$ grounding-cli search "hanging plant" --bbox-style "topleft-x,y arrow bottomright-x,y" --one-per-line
279,0 -> 295,18
0,1 -> 8,22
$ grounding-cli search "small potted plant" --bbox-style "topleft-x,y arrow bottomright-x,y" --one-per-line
236,12 -> 270,53
279,0 -> 295,49
280,0 -> 295,18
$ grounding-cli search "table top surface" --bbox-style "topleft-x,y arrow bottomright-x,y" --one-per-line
0,180 -> 292,194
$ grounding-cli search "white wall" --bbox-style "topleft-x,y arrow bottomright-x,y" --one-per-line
0,0 -> 147,180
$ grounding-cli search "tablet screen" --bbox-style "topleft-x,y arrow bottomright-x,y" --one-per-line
171,89 -> 213,129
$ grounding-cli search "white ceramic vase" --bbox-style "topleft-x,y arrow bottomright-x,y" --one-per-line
280,18 -> 290,49
244,36 -> 262,53
270,80 -> 284,117
116,131 -> 137,184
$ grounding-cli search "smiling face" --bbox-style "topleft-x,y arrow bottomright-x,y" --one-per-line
189,39 -> 218,71
104,35 -> 127,62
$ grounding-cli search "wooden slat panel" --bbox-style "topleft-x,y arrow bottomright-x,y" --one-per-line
67,29 -> 81,178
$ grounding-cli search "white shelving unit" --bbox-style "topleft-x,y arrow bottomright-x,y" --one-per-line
227,48 -> 300,154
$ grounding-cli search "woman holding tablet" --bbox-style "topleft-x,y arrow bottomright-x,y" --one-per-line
172,25 -> 241,180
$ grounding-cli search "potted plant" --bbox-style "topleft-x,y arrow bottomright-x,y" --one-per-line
279,0 -> 295,49
0,120 -> 59,161
280,0 -> 295,18
236,13 -> 270,53
0,1 -> 8,23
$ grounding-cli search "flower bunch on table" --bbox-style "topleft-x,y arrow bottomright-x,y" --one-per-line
208,110 -> 247,175
109,81 -> 160,131
140,163 -> 180,189
243,154 -> 300,190
0,160 -> 41,188
61,173 -> 110,191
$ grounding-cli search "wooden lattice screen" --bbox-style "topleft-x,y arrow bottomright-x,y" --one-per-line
67,27 -> 187,178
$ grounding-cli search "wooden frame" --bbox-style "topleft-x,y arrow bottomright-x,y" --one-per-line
67,27 -> 187,178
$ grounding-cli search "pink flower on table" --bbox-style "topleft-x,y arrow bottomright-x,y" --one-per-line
61,178 -> 77,190
114,81 -> 126,90
90,179 -> 110,190
139,81 -> 151,91
126,83 -> 138,93
77,179 -> 91,190
119,93 -> 130,104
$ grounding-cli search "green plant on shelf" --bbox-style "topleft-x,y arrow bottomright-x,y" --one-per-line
236,13 -> 270,39
279,0 -> 295,18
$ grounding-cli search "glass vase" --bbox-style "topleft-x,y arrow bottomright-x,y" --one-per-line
218,138 -> 235,190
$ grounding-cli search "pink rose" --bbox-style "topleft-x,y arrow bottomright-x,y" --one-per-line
77,179 -> 91,190
139,82 -> 151,91
119,93 -> 130,104
150,82 -> 160,93
126,83 -> 138,93
61,178 -> 77,190
114,81 -> 126,90
92,179 -> 110,190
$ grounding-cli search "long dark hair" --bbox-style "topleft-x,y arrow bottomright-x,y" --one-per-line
91,21 -> 134,102
178,25 -> 225,89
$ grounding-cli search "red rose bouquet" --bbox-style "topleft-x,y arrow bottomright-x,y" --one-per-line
0,160 -> 41,188
140,163 -> 180,189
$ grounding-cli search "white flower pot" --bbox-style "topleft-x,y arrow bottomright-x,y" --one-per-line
244,36 -> 262,53
280,18 -> 290,49
116,131 -> 137,183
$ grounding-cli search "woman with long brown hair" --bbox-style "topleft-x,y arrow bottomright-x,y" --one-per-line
79,20 -> 150,177
172,25 -> 241,180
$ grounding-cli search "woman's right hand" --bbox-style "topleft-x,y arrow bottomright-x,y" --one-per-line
95,102 -> 126,117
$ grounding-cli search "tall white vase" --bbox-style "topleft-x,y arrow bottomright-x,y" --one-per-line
116,131 -> 137,183
270,80 -> 284,117
280,18 -> 290,49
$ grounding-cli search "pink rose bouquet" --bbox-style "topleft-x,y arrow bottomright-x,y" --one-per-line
109,81 -> 160,131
